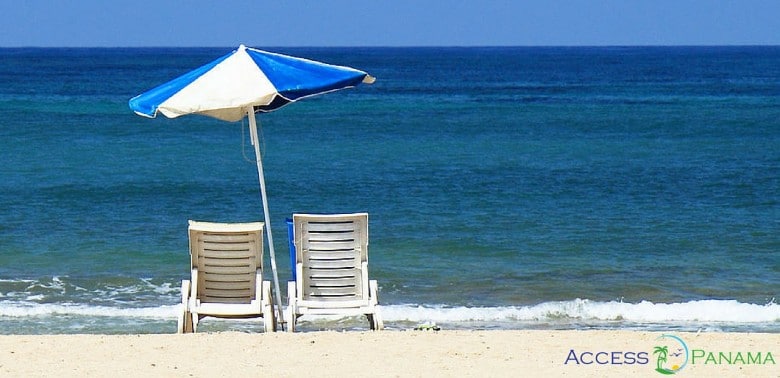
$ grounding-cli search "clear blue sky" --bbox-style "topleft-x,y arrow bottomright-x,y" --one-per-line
2,0 -> 779,47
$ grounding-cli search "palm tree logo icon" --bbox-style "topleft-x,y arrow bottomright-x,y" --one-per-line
653,334 -> 689,375
653,345 -> 671,373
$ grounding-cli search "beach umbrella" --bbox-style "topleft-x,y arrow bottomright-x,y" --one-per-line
128,44 -> 374,326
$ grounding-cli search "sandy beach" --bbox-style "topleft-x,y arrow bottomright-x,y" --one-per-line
0,330 -> 776,377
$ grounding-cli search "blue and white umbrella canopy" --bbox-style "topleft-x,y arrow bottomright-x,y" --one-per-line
129,44 -> 374,121
129,45 -> 374,328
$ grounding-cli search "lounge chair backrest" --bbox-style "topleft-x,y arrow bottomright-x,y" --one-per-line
293,213 -> 369,302
188,221 -> 264,304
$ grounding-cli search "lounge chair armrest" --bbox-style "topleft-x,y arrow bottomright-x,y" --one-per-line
362,261 -> 370,298
369,280 -> 379,305
190,268 -> 199,305
255,269 -> 264,300
295,263 -> 304,297
180,280 -> 191,310
287,280 -> 296,308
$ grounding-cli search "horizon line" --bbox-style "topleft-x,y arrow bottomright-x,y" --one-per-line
2,43 -> 780,49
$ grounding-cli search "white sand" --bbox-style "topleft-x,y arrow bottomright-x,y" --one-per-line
0,330 -> 777,377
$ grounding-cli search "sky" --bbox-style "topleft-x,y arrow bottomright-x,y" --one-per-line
1,0 -> 779,47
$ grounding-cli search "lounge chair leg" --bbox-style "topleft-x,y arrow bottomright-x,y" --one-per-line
263,311 -> 275,332
262,281 -> 276,332
368,280 -> 383,330
184,312 -> 194,333
178,280 -> 191,334
286,280 -> 297,332
374,310 -> 384,331
285,308 -> 296,332
177,314 -> 184,334
366,312 -> 383,331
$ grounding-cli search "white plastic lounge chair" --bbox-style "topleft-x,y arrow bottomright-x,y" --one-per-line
285,213 -> 383,331
178,220 -> 275,333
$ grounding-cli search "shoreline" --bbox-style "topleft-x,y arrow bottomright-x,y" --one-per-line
1,330 -> 777,377
2,298 -> 778,334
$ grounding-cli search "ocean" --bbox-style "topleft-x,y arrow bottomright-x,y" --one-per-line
0,46 -> 777,334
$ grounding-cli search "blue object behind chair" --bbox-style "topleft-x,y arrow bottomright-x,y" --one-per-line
286,218 -> 296,281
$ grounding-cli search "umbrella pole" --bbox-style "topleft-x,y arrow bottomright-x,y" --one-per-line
247,107 -> 285,329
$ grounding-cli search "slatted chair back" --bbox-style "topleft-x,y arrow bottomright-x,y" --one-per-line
189,221 -> 264,304
293,213 -> 369,303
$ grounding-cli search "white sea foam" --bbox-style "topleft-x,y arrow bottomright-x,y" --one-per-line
0,299 -> 776,327
381,299 -> 780,324
0,302 -> 179,318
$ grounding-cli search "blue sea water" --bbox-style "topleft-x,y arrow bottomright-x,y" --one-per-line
0,46 -> 778,334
